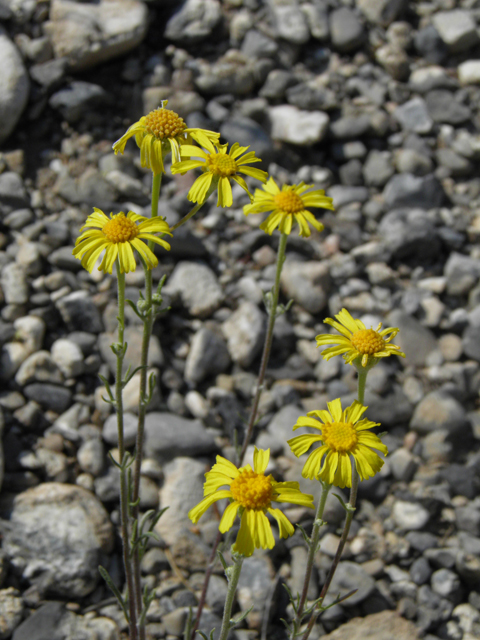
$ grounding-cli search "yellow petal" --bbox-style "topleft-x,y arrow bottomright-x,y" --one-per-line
267,507 -> 294,539
219,501 -> 240,533
327,398 -> 343,422
233,509 -> 254,557
188,489 -> 232,524
253,448 -> 270,474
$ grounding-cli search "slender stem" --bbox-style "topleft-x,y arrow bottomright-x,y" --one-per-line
299,366 -> 368,640
293,482 -> 331,631
218,555 -> 244,640
238,232 -> 288,464
115,265 -> 138,640
170,201 -> 204,232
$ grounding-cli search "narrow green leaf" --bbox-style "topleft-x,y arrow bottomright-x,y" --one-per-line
98,565 -> 129,622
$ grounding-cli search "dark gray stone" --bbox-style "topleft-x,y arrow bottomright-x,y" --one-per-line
463,306 -> 480,362
394,97 -> 433,134
387,310 -> 438,367
143,412 -> 216,462
56,291 -> 103,334
425,90 -> 471,125
23,384 -> 72,414
49,82 -> 110,123
12,602 -> 65,640
445,253 -> 480,296
330,115 -> 370,140
184,327 -> 231,384
164,0 -> 221,45
220,116 -> 273,167
0,172 -> 29,212
414,25 -> 448,64
410,557 -> 432,585
383,174 -> 445,210
328,561 -> 375,606
330,8 -> 365,53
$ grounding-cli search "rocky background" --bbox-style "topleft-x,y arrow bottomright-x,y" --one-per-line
0,0 -> 480,638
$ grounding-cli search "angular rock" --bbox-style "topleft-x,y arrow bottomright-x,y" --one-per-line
165,0 -> 221,45
103,411 -> 138,448
463,305 -> 480,362
184,327 -> 231,384
222,301 -> 266,368
321,610 -> 420,640
394,97 -> 433,134
23,383 -> 72,414
383,174 -> 444,210
329,561 -> 375,605
410,390 -> 468,435
459,60 -> 480,85
0,30 -> 29,146
165,261 -> 223,318
425,89 -> 471,125
357,0 -> 406,27
0,587 -> 23,640
56,291 -> 103,333
15,351 -> 64,386
280,261 -> 330,314
392,500 -> 430,531
143,412 -> 216,463
445,253 -> 480,296
432,10 -> 479,53
329,8 -> 365,53
378,208 -> 441,262
49,81 -> 110,124
270,0 -> 310,45
43,0 -> 148,70
269,105 -> 329,146
3,483 -> 113,597
387,310 -> 437,367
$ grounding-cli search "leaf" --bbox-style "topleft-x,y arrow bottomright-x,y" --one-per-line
98,565 -> 129,622
107,450 -> 122,468
183,606 -> 193,640
126,299 -> 144,320
230,605 -> 253,626
295,522 -> 311,545
332,492 -> 355,513
217,550 -> 229,574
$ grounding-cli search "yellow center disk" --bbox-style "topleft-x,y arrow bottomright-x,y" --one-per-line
274,190 -> 304,214
321,422 -> 358,453
351,329 -> 385,355
103,214 -> 139,243
206,153 -> 237,177
144,108 -> 186,140
230,469 -> 273,510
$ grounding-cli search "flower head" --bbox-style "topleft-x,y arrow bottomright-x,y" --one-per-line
316,308 -> 405,368
243,177 -> 334,237
73,208 -> 172,274
189,448 -> 314,557
112,102 -> 220,175
171,140 -> 268,208
288,399 -> 388,488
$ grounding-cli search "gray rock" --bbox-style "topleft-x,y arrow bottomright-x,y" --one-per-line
425,90 -> 471,125
410,390 -> 468,435
388,447 -> 418,482
432,10 -> 479,53
328,561 -> 375,605
302,1 -> 329,40
286,82 -> 337,111
15,351 -> 64,386
103,411 -> 138,448
237,555 -> 274,615
414,24 -> 448,64
220,117 -> 273,166
98,326 -> 163,377
363,150 -> 395,187
269,105 -> 329,146
241,29 -> 278,59
3,483 -> 113,597
387,311 -> 438,367
0,172 -> 28,212
165,261 -> 223,318
394,97 -> 433,134
409,66 -> 456,94
44,0 -> 148,70
259,69 -> 296,100
0,588 -> 23,640
49,82 -> 109,123
410,557 -> 432,585
206,574 -> 228,616
50,338 -> 84,378
357,0 -> 406,27
77,439 -> 105,477
24,383 -> 72,414
392,500 -> 430,531
375,43 -> 409,81
222,301 -> 266,368
266,404 -> 304,454
270,0 -> 310,45
195,54 -> 256,96
143,412 -> 216,462
0,30 -> 29,145
394,148 -> 433,176
330,8 -> 365,53
165,0 -> 221,44
330,115 -> 370,140
431,569 -> 462,603
383,174 -> 444,209
1,264 -> 28,305
378,208 -> 440,262
445,253 -> 480,296
55,291 -> 104,333
436,148 -> 472,177
29,58 -> 68,89
463,306 -> 480,362
318,610 -> 420,640
184,327 -> 231,384
459,60 -> 480,85
11,602 -> 66,640
280,261 -> 330,314
327,185 -> 369,207
455,506 -> 480,537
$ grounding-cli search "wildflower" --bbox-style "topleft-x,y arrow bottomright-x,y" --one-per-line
171,140 -> 268,208
316,308 -> 405,368
73,208 -> 172,274
189,448 -> 314,557
288,399 -> 388,489
112,102 -> 220,175
243,177 -> 334,237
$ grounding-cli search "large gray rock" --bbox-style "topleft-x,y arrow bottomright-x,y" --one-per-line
357,0 -> 406,27
165,0 -> 221,44
425,89 -> 471,125
445,253 -> 480,296
269,105 -> 329,146
49,81 -> 110,124
410,390 -> 468,435
184,327 -> 231,384
394,97 -> 433,134
378,209 -> 441,262
0,30 -> 29,145
432,10 -> 479,53
0,588 -> 23,640
320,611 -> 420,640
387,310 -> 437,367
383,174 -> 444,210
269,0 -> 310,45
280,261 -> 330,314
463,305 -> 480,362
330,8 -> 365,53
56,291 -> 103,333
143,412 -> 217,462
329,561 -> 375,606
165,261 -> 224,318
3,483 -> 113,597
222,301 -> 266,368
43,0 -> 148,70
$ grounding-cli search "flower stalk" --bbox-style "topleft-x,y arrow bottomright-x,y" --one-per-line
218,553 -> 244,640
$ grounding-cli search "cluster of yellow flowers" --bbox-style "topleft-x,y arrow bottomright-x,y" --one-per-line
73,103 -> 334,274
190,308 -> 404,556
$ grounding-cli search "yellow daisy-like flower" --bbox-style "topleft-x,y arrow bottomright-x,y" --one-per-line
73,208 -> 172,274
243,177 -> 335,237
171,140 -> 268,208
316,308 -> 405,368
112,102 -> 220,175
288,399 -> 388,489
189,448 -> 314,557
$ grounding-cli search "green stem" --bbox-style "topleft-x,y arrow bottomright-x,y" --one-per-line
218,554 -> 244,640
292,482 -> 331,633
115,265 -> 138,640
299,366 -> 368,640
170,182 -> 217,232
238,232 -> 288,464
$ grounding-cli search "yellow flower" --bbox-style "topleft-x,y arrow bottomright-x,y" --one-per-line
188,448 -> 314,557
243,177 -> 334,237
73,208 -> 172,274
288,399 -> 388,489
171,140 -> 268,208
316,308 -> 405,368
112,102 -> 220,175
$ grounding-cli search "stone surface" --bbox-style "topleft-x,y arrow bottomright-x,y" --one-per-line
0,588 -> 23,640
321,610 -> 420,639
165,0 -> 221,45
0,29 -> 29,145
432,10 -> 479,53
165,261 -> 224,318
3,483 -> 113,597
328,561 -> 376,606
269,105 -> 329,146
143,412 -> 217,462
222,301 -> 266,368
410,390 -> 468,435
184,326 -> 231,384
280,261 -> 330,314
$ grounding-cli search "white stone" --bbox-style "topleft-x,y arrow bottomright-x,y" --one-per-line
13,316 -> 46,353
432,10 -> 479,53
459,60 -> 480,85
269,105 -> 329,146
392,500 -> 430,531
43,0 -> 148,70
51,338 -> 85,378
0,29 -> 29,145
